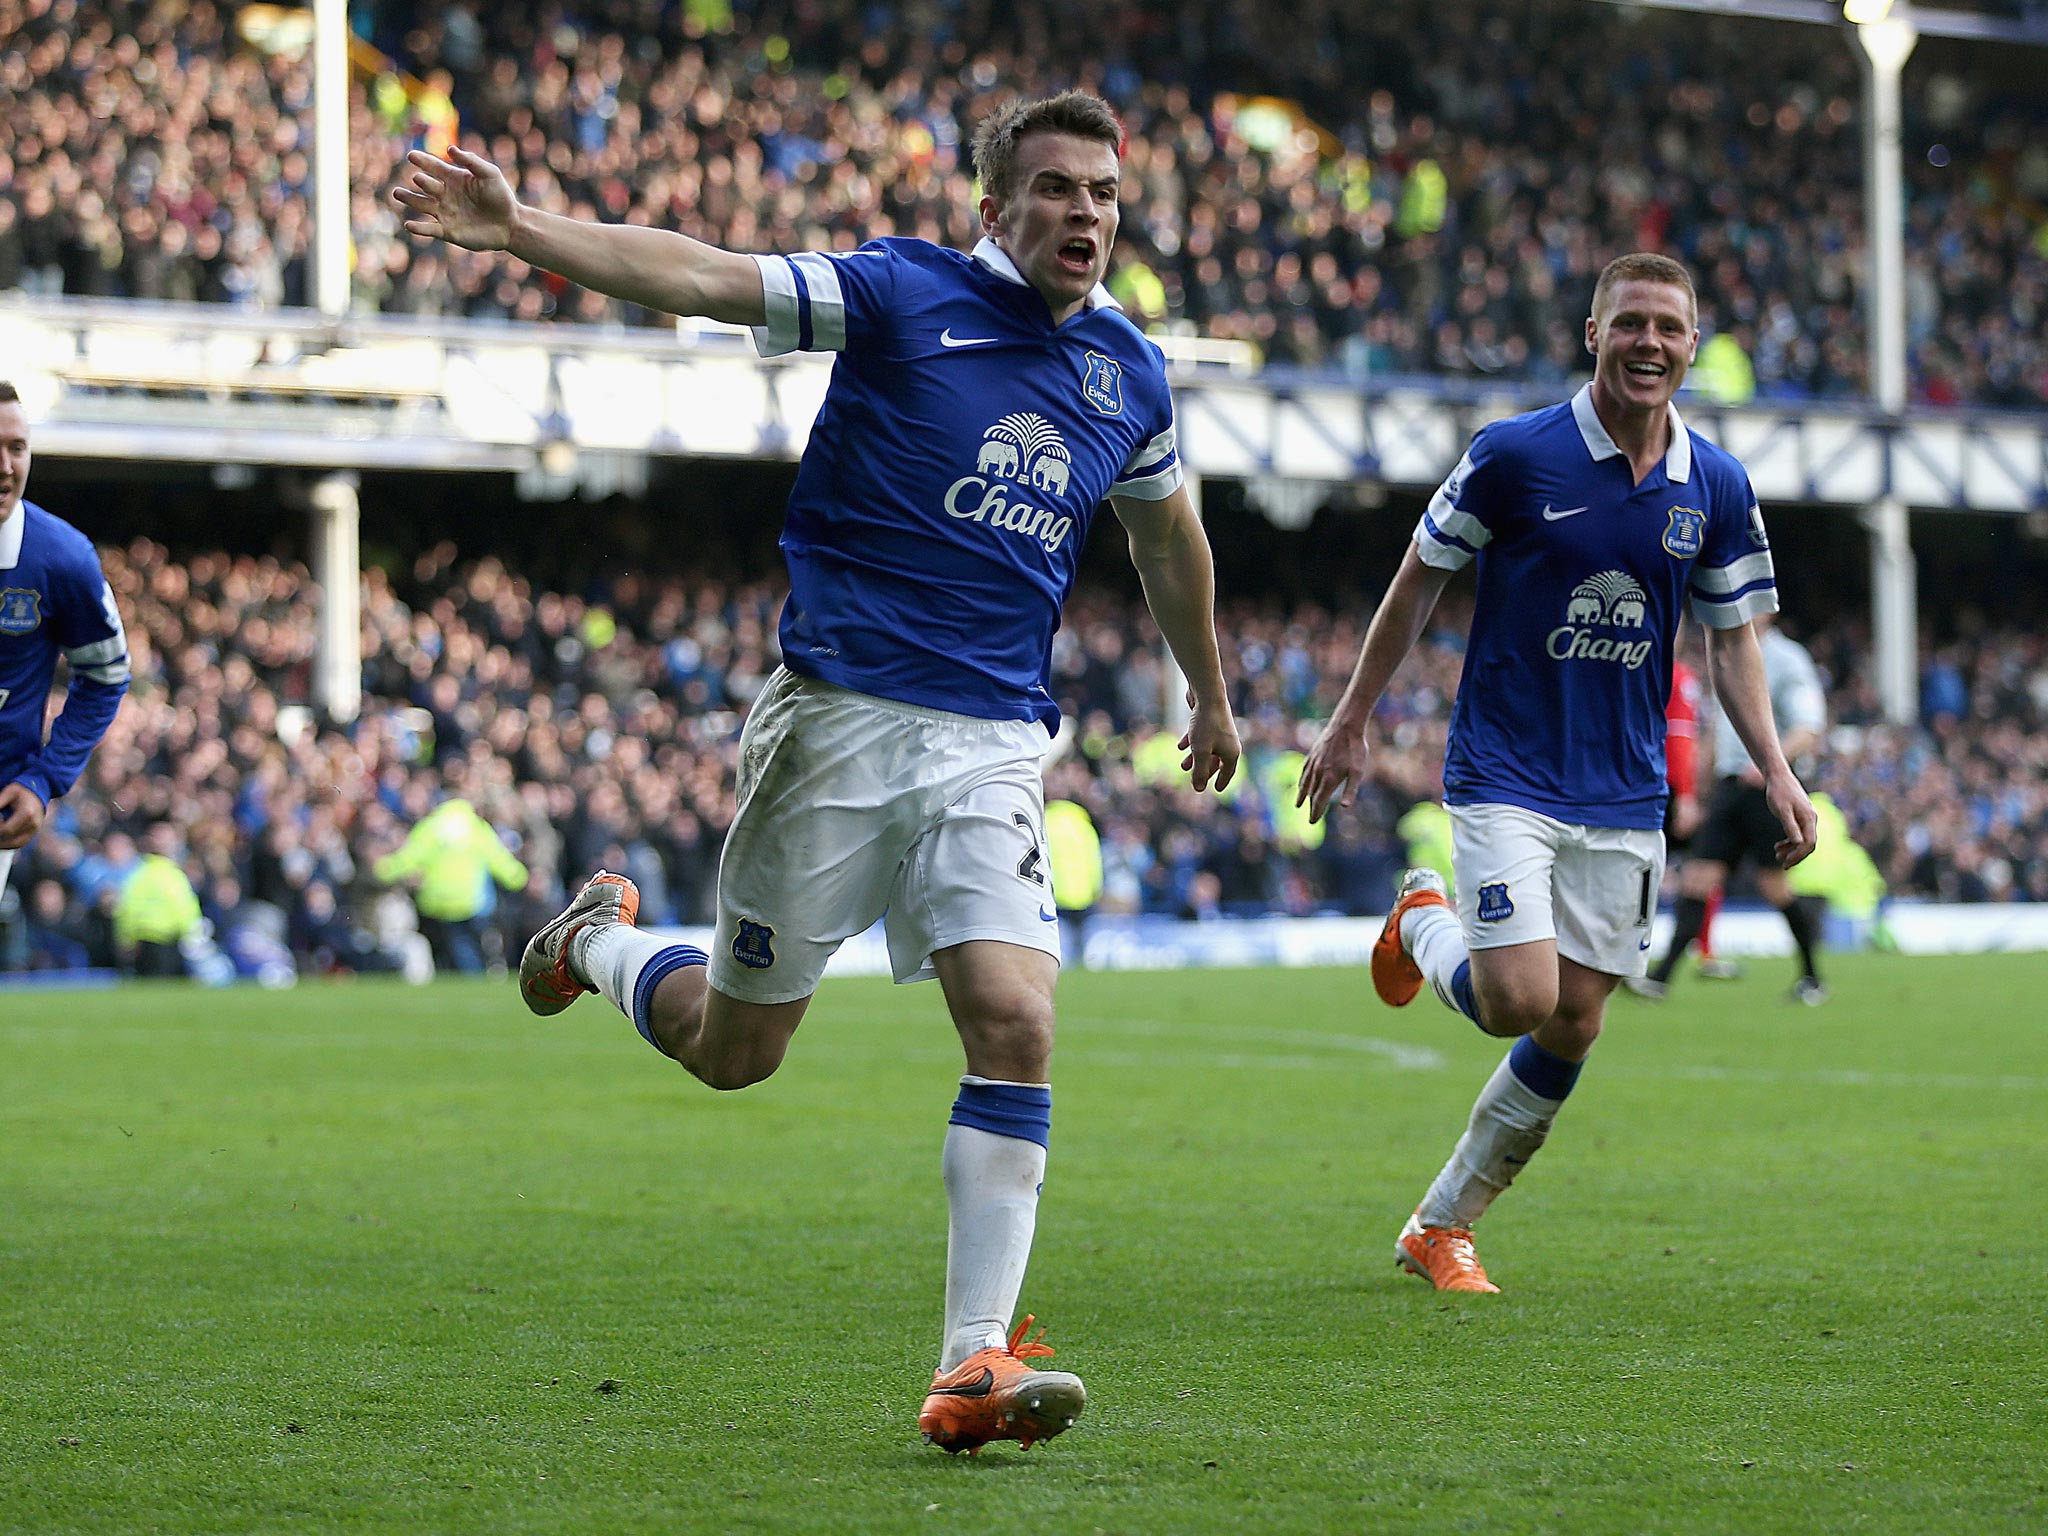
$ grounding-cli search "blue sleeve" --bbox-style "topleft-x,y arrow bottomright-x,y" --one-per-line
1688,469 -> 1779,629
749,242 -> 902,356
20,549 -> 130,804
1414,424 -> 1509,570
1109,351 -> 1182,502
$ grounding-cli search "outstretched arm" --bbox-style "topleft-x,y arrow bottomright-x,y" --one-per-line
1296,543 -> 1454,821
393,146 -> 766,324
1112,485 -> 1240,792
1705,621 -> 1818,867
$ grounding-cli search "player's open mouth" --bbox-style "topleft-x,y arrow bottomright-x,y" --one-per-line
1057,238 -> 1096,273
1625,361 -> 1667,380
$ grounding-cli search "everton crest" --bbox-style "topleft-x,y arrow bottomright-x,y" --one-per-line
1662,506 -> 1706,559
1081,351 -> 1124,416
0,588 -> 42,635
1476,883 -> 1515,923
733,917 -> 776,970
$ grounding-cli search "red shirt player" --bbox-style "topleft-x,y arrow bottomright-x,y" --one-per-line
1665,658 -> 1723,966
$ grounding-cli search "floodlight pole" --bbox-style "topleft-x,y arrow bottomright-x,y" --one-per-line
313,0 -> 351,317
1856,14 -> 1919,725
311,473 -> 363,723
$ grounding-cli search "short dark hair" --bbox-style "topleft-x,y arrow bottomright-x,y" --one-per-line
1592,252 -> 1697,324
972,91 -> 1123,206
0,381 -> 18,405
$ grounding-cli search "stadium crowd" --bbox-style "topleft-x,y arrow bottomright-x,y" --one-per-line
3,0 -> 2047,407
2,540 -> 2042,978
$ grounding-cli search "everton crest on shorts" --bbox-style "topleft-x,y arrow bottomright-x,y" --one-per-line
732,918 -> 776,970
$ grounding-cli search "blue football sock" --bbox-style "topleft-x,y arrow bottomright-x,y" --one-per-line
631,945 -> 707,1051
1507,1034 -> 1584,1101
948,1076 -> 1053,1148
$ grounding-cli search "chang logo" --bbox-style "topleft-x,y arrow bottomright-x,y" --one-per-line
942,411 -> 1076,554
1546,570 -> 1654,669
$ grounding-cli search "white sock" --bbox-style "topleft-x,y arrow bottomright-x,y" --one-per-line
1403,902 -> 1471,1014
940,1123 -> 1047,1370
1415,1052 -> 1564,1229
575,924 -> 678,1018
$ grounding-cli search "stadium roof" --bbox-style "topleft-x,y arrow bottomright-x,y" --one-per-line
1601,0 -> 2048,45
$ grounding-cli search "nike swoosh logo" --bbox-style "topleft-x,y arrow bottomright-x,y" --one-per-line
929,1367 -> 996,1399
1543,504 -> 1590,521
1040,908 -> 1059,923
940,329 -> 1000,348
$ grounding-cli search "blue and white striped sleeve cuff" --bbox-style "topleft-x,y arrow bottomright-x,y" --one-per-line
1413,491 -> 1490,571
65,633 -> 130,686
747,253 -> 849,357
1110,422 -> 1182,501
1689,551 -> 1780,628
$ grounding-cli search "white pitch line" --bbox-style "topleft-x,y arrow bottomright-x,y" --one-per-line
1060,1017 -> 1447,1071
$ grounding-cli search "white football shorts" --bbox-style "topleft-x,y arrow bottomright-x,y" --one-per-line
708,667 -> 1060,1005
1448,802 -> 1665,978
0,848 -> 14,894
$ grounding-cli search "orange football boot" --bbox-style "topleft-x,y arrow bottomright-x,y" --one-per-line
1372,867 -> 1451,1007
519,871 -> 640,1016
1396,1210 -> 1501,1293
919,1315 -> 1087,1455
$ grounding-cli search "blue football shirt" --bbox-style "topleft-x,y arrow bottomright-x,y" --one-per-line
0,500 -> 131,807
1414,385 -> 1778,829
749,237 -> 1182,730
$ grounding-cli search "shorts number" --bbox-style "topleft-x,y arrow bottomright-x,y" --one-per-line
1636,868 -> 1654,927
1012,813 -> 1046,886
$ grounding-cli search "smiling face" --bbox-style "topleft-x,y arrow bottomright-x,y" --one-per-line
1586,278 -> 1698,415
0,400 -> 29,525
982,130 -> 1121,323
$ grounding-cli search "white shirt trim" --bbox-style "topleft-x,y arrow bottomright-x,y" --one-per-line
971,237 -> 1119,312
748,254 -> 803,357
0,507 -> 24,570
1569,383 -> 1692,483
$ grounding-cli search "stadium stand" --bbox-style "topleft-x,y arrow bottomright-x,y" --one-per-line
2,537 -> 2041,977
3,0 -> 2046,406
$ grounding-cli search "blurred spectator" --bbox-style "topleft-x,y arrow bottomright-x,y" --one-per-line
20,877 -> 94,970
372,793 -> 529,974
0,530 -> 2040,987
113,823 -> 203,975
4,1 -> 2047,407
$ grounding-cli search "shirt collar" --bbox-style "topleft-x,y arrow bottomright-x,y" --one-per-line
971,236 -> 1120,312
1570,383 -> 1692,483
0,504 -> 24,570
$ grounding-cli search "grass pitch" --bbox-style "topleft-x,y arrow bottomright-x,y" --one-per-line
3,954 -> 2044,1534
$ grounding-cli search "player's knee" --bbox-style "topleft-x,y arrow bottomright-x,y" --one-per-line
1679,862 -> 1722,899
1540,1009 -> 1603,1057
1474,981 -> 1556,1038
690,1044 -> 782,1092
953,989 -> 1056,1073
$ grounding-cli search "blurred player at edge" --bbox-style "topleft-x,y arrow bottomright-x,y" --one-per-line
1296,255 -> 1815,1293
1632,612 -> 1829,1003
394,94 -> 1240,1450
1663,638 -> 1735,976
0,382 -> 132,899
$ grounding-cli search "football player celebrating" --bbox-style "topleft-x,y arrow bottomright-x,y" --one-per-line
1297,255 -> 1815,1293
395,94 -> 1239,1450
0,382 -> 131,898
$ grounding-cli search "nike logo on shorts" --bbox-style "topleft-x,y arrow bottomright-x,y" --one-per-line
1542,503 -> 1590,521
941,328 -> 1000,348
1039,908 -> 1059,922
